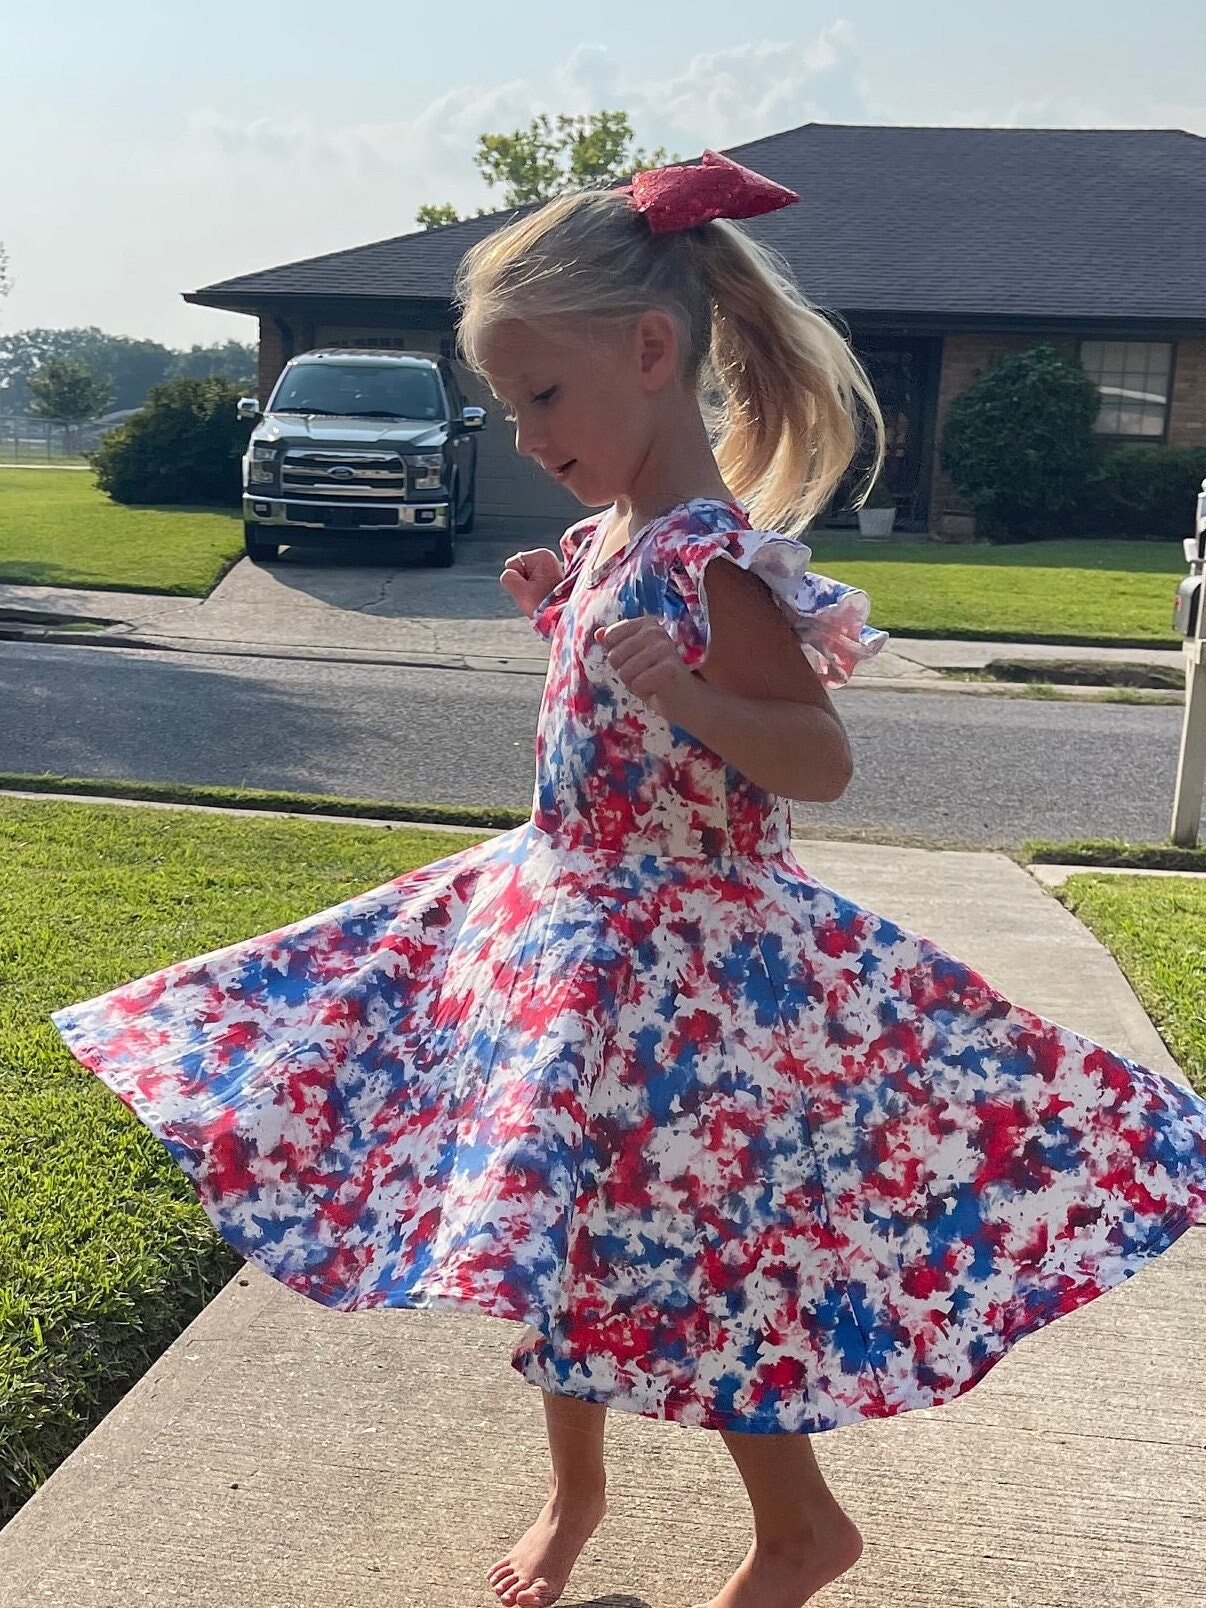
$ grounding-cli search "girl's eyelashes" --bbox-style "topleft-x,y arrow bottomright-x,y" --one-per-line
502,385 -> 558,424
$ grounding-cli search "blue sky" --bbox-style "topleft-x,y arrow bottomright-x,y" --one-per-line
3,0 -> 1202,347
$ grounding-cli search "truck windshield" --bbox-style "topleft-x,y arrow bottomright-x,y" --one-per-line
270,363 -> 444,420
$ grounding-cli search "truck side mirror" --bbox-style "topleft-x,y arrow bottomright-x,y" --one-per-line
237,397 -> 261,421
461,406 -> 486,431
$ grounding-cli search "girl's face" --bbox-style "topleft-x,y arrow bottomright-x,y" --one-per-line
477,315 -> 674,509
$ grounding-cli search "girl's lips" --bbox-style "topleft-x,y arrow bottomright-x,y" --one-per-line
554,460 -> 577,479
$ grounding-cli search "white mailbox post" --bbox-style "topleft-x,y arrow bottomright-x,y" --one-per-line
1170,477 -> 1206,846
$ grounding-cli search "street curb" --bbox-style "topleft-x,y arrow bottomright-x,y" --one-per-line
9,789 -> 1199,867
0,623 -> 553,676
1027,862 -> 1206,887
0,621 -> 1184,699
0,788 -> 985,856
0,788 -> 1020,853
0,608 -> 129,627
0,787 -> 505,836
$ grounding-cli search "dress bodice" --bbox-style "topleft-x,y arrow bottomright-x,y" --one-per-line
527,499 -> 886,860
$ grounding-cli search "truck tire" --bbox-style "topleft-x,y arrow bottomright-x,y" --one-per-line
244,522 -> 281,563
431,528 -> 456,567
432,478 -> 458,566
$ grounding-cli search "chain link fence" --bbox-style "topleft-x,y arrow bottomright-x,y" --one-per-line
0,410 -> 135,464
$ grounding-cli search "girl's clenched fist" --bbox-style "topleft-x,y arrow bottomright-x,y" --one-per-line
594,617 -> 696,720
500,548 -> 565,617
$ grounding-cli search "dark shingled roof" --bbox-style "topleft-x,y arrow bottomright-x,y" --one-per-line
188,123 -> 1206,322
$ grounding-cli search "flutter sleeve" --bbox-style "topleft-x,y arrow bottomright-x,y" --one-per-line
661,528 -> 888,688
529,514 -> 600,640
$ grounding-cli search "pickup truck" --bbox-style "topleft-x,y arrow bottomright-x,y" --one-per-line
238,348 -> 484,566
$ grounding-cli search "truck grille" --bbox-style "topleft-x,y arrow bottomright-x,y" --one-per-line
281,449 -> 407,499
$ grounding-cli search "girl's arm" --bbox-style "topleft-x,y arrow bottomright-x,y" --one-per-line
596,559 -> 854,803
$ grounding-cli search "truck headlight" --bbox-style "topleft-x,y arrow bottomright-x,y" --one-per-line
248,443 -> 277,484
408,452 -> 444,490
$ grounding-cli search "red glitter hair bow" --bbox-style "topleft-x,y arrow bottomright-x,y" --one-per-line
619,149 -> 800,235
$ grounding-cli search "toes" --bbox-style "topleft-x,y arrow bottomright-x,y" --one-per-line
489,1569 -> 520,1602
516,1580 -> 557,1608
487,1563 -> 517,1584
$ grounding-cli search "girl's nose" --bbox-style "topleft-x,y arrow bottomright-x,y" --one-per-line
514,415 -> 545,460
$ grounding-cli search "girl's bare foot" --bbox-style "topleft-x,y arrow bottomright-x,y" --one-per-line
693,1510 -> 863,1608
487,1486 -> 608,1607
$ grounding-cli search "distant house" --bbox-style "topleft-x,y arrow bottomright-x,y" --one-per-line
187,123 -> 1206,537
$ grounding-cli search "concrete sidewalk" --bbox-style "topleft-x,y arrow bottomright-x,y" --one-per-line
1,838 -> 1201,1607
0,546 -> 1186,685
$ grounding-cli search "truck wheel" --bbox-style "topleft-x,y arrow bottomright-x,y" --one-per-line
431,529 -> 456,568
244,522 -> 281,563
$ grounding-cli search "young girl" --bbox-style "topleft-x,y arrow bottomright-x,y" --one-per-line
52,151 -> 1206,1608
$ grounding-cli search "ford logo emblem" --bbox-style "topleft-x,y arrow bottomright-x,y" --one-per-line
328,466 -> 355,480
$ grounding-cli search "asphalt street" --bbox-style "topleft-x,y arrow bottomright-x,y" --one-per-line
0,639 -> 1182,847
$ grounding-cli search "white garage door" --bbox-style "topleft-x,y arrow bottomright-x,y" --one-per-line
455,363 -> 584,526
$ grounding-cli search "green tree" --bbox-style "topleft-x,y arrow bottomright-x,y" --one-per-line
418,110 -> 675,226
416,202 -> 463,231
0,247 -> 11,420
27,357 -> 113,453
169,339 -> 257,386
0,328 -> 255,412
0,327 -> 172,412
939,345 -> 1102,541
85,333 -> 174,409
0,328 -> 72,412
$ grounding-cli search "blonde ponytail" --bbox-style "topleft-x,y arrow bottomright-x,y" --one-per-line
454,187 -> 883,537
685,222 -> 884,535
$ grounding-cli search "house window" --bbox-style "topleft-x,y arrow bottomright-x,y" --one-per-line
1079,341 -> 1172,438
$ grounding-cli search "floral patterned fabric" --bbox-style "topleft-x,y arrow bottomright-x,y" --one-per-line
51,498 -> 1206,1435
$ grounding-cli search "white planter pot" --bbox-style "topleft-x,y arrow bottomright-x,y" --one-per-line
857,506 -> 897,537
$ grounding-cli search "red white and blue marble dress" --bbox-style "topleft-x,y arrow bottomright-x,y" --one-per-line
52,497 -> 1206,1435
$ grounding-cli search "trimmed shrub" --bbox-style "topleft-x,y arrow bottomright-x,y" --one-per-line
1077,446 -> 1206,540
91,376 -> 251,506
940,345 -> 1102,542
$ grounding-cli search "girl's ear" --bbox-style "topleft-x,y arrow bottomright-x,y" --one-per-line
634,310 -> 679,392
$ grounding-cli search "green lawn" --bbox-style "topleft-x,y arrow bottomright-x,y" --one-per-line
1056,873 -> 1206,1094
1024,838 -> 1206,874
0,796 -> 488,1524
807,535 -> 1183,644
0,467 -> 1186,640
0,468 -> 242,595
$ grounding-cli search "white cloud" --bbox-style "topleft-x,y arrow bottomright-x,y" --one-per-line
609,28 -> 868,149
184,25 -> 871,206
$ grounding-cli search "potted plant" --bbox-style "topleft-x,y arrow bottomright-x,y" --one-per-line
857,480 -> 897,537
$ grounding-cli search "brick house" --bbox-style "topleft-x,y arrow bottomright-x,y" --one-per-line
187,123 -> 1206,537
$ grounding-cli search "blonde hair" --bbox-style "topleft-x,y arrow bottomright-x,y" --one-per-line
453,186 -> 884,536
